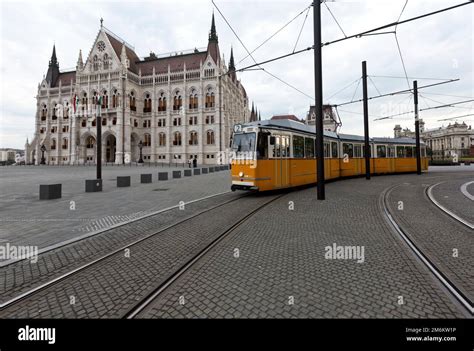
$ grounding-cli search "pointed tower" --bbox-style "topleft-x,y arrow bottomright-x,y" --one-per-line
207,12 -> 220,64
76,49 -> 83,71
228,46 -> 236,81
250,102 -> 255,122
259,111 -> 261,121
46,44 -> 60,87
120,42 -> 128,68
209,12 -> 218,42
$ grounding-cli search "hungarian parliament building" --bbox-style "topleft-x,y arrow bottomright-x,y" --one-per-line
25,14 -> 250,165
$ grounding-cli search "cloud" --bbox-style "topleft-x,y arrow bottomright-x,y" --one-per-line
0,0 -> 472,148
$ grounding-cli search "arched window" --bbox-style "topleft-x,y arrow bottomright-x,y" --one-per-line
51,138 -> 57,150
112,89 -> 118,108
130,91 -> 136,111
189,89 -> 198,109
103,54 -> 109,70
205,88 -> 215,108
86,136 -> 95,148
41,104 -> 47,121
102,91 -> 108,108
64,102 -> 69,118
206,130 -> 215,145
143,93 -> 152,113
158,92 -> 167,112
143,133 -> 151,147
189,131 -> 198,145
62,138 -> 68,149
173,131 -> 182,146
173,91 -> 182,111
52,102 -> 57,120
92,91 -> 98,106
158,133 -> 166,146
93,55 -> 99,71
82,92 -> 88,109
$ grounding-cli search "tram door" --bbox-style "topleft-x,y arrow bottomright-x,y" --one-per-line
271,135 -> 290,188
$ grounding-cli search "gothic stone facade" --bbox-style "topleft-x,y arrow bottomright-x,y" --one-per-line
26,15 -> 249,165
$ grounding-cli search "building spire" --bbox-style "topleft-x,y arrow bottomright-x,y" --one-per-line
229,46 -> 235,71
76,49 -> 83,70
46,44 -> 60,86
50,44 -> 58,67
209,11 -> 218,42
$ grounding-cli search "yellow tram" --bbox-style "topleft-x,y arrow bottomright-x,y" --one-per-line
230,119 -> 428,192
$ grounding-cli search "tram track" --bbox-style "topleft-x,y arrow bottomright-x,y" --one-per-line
426,182 -> 474,230
0,191 -> 248,305
0,190 -> 233,268
380,184 -> 473,316
0,193 -> 283,318
124,193 -> 285,319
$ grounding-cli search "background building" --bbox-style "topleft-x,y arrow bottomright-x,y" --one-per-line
394,120 -> 474,160
306,105 -> 340,132
26,15 -> 249,165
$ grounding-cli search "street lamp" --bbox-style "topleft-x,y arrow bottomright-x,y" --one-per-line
138,140 -> 144,163
40,144 -> 46,165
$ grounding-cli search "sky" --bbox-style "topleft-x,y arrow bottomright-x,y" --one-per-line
0,0 -> 473,149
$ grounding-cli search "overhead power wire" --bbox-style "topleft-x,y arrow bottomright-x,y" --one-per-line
213,0 -> 314,99
374,98 -> 474,121
324,1 -> 347,37
437,113 -> 474,121
225,2 -> 472,75
321,1 -> 472,47
293,6 -> 311,53
236,3 -> 312,66
334,79 -> 459,107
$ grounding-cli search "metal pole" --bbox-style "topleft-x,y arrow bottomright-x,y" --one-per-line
314,1 -> 325,200
97,104 -> 102,180
362,61 -> 370,180
414,80 -> 421,174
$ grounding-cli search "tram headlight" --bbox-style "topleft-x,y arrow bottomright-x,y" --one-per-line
239,172 -> 244,177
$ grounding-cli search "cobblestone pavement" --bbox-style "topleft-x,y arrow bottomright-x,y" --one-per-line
0,165 -> 231,250
0,194 -> 278,318
137,171 -> 472,318
386,182 -> 473,303
430,177 -> 474,224
0,192 -> 242,303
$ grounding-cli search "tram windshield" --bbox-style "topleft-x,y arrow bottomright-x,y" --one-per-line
232,133 -> 256,155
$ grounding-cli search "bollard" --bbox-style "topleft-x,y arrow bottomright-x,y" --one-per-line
85,179 -> 102,192
39,184 -> 62,200
158,172 -> 168,181
184,169 -> 192,177
193,168 -> 201,175
141,174 -> 152,183
173,171 -> 181,178
117,176 -> 131,187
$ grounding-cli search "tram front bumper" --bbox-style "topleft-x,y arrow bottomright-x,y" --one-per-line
231,181 -> 259,192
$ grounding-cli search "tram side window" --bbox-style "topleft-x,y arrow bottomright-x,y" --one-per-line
343,143 -> 354,158
406,146 -> 413,157
421,146 -> 426,157
323,141 -> 330,158
387,145 -> 395,158
377,145 -> 387,158
293,135 -> 305,158
397,146 -> 405,158
256,132 -> 269,159
354,144 -> 362,158
331,142 -> 338,158
305,137 -> 315,158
